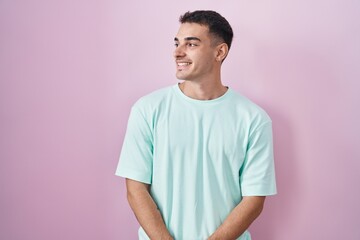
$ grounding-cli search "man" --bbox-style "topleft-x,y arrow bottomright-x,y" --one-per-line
116,10 -> 276,240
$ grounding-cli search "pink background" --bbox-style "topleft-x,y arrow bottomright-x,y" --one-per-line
1,0 -> 359,239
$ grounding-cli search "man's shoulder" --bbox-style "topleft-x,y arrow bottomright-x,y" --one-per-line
229,89 -> 272,123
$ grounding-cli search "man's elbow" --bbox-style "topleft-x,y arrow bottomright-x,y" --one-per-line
256,200 -> 265,217
125,178 -> 150,204
243,196 -> 266,218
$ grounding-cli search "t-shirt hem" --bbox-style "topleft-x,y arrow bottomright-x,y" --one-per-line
242,191 -> 277,196
115,169 -> 152,184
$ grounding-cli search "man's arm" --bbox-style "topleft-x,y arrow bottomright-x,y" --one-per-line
126,178 -> 173,240
208,196 -> 266,240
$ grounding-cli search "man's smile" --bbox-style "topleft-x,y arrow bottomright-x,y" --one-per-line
177,62 -> 191,66
176,61 -> 192,70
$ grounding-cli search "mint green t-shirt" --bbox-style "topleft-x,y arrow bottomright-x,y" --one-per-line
116,84 -> 277,240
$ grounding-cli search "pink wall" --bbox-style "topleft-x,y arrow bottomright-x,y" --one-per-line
1,0 -> 359,239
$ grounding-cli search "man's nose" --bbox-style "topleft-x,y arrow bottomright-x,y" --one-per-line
173,45 -> 186,59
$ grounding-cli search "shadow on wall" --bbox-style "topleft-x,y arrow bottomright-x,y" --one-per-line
249,104 -> 299,240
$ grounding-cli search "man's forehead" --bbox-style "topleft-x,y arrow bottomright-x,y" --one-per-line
175,23 -> 209,41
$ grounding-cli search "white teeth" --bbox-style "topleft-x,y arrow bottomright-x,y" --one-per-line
178,62 -> 191,66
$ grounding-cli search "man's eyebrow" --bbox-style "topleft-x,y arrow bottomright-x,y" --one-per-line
174,37 -> 201,42
184,37 -> 201,41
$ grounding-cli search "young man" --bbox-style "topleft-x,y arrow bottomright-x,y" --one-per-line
116,10 -> 277,240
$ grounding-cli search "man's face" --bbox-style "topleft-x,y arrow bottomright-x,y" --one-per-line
173,23 -> 219,81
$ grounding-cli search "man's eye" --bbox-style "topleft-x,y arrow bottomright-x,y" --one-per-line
174,43 -> 179,47
188,43 -> 197,47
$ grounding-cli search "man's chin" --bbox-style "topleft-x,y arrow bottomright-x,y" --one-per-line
175,74 -> 192,81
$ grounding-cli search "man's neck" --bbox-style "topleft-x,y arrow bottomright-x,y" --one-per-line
178,80 -> 228,100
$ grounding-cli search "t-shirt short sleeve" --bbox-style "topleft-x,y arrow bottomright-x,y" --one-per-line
115,105 -> 153,184
240,121 -> 277,196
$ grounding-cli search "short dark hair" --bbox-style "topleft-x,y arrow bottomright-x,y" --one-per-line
179,10 -> 233,50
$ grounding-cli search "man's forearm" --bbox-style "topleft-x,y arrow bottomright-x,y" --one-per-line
208,196 -> 265,240
126,179 -> 173,240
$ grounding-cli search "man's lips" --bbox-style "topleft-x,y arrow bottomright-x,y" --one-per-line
176,61 -> 192,70
177,62 -> 191,66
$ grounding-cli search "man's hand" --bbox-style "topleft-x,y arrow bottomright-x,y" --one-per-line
208,196 -> 266,240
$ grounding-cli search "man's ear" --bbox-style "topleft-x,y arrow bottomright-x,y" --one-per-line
215,43 -> 229,62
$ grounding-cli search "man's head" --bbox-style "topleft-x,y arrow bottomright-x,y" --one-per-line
179,10 -> 233,51
174,10 -> 233,82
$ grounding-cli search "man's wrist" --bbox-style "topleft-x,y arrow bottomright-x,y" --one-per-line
162,234 -> 174,240
159,231 -> 173,240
